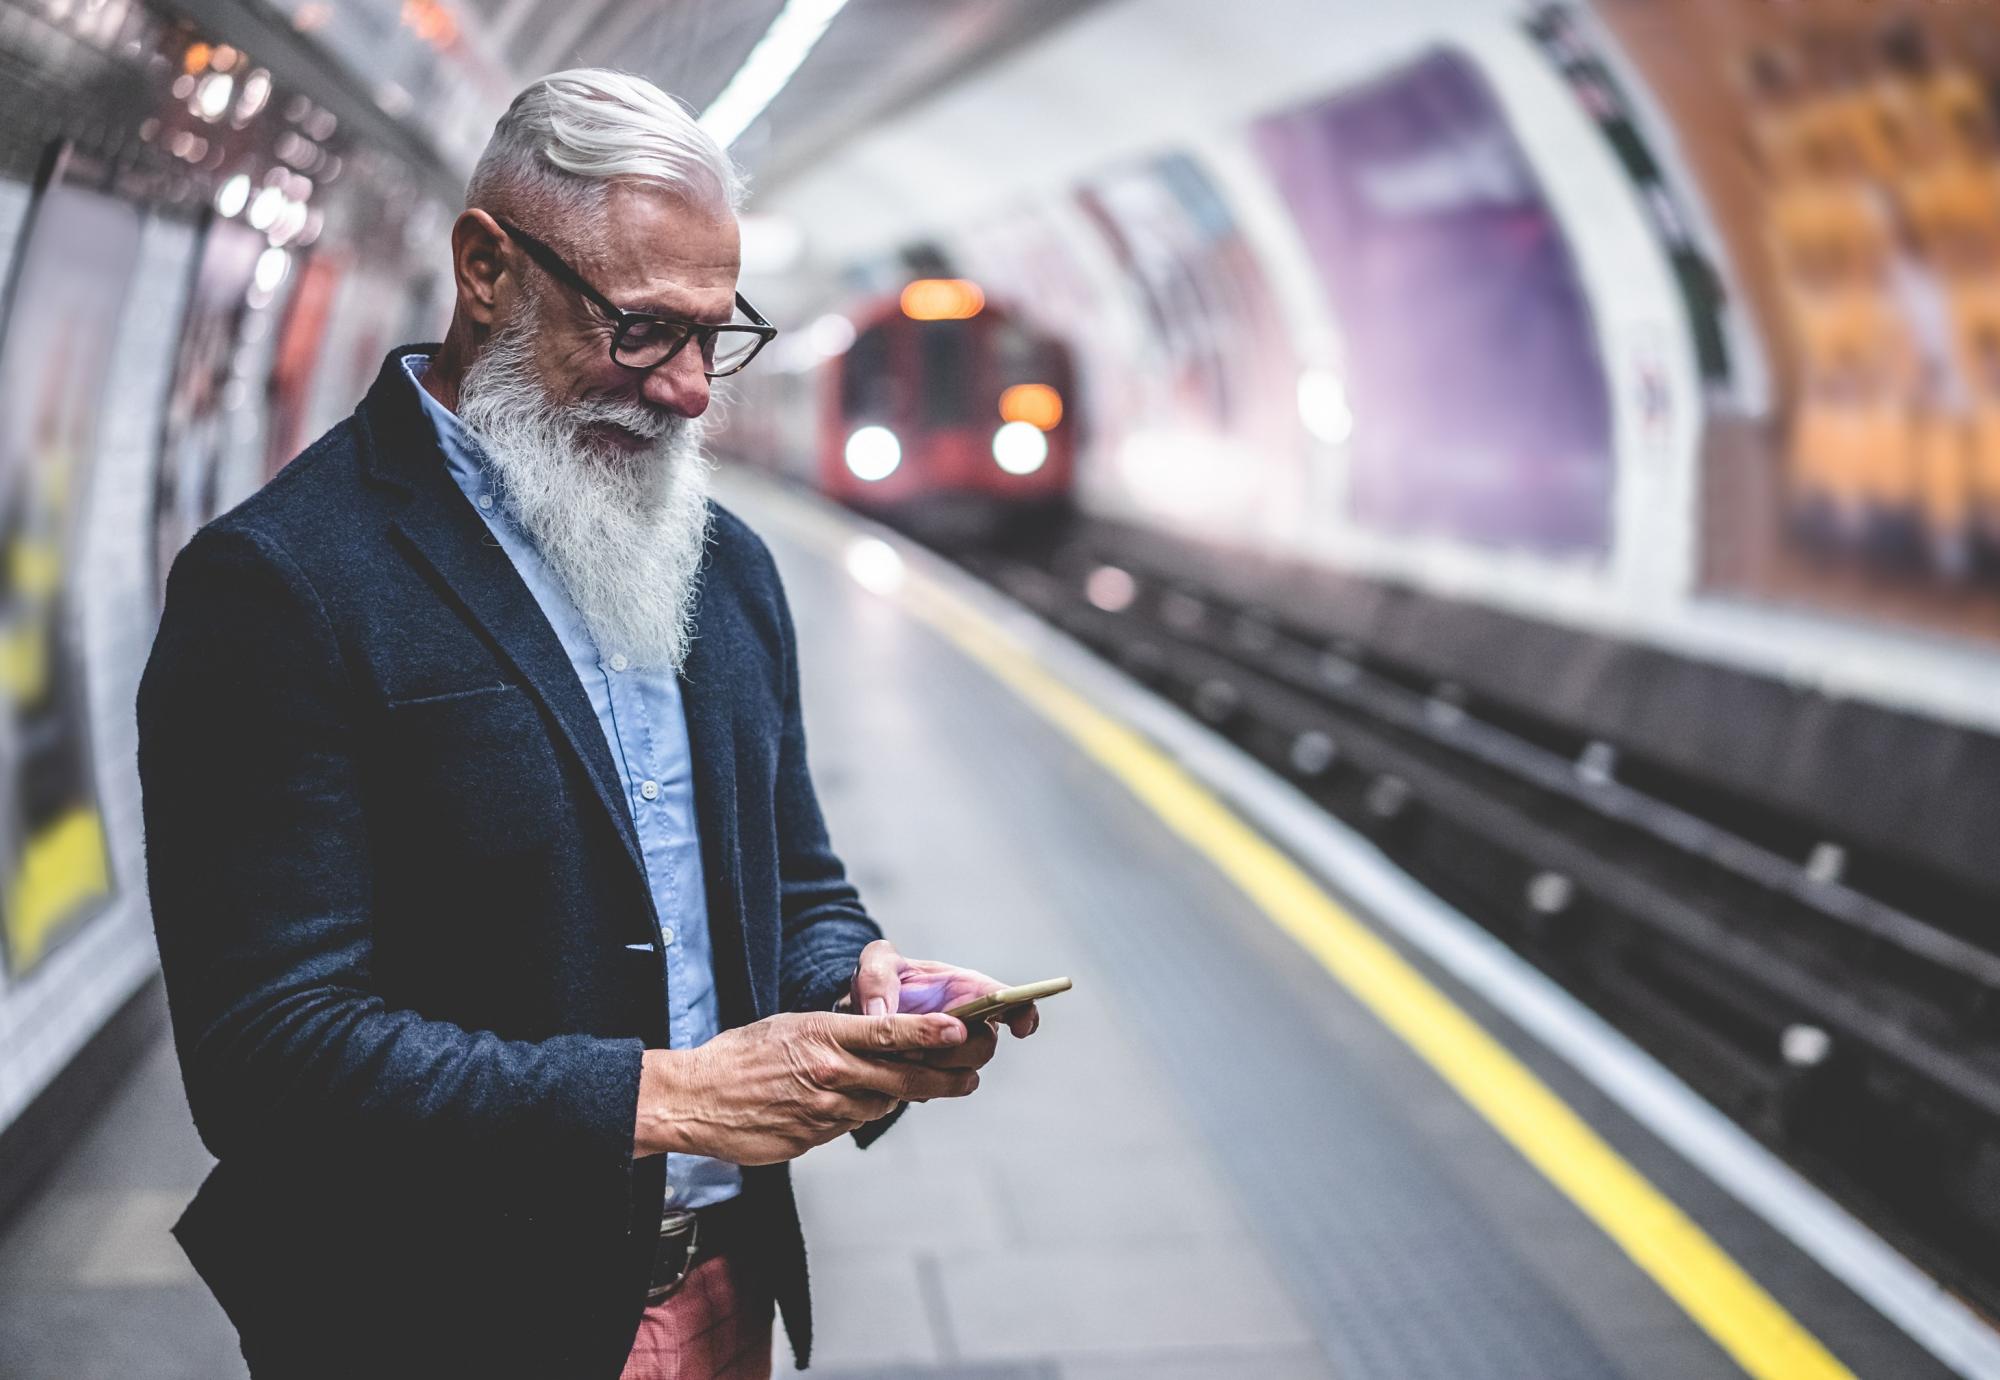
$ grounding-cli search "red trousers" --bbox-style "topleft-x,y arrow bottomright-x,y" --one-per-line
619,1253 -> 774,1380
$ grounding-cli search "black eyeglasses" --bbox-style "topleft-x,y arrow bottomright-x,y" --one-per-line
488,214 -> 777,378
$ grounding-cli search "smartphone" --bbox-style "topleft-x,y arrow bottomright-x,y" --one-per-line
944,977 -> 1072,1024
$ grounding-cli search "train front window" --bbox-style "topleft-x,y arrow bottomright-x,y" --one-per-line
918,321 -> 974,426
992,319 -> 1045,387
842,324 -> 894,420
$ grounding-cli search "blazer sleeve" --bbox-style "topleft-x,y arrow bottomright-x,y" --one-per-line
137,525 -> 645,1200
757,536 -> 909,1149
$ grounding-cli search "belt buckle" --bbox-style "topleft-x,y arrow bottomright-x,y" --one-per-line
645,1208 -> 701,1304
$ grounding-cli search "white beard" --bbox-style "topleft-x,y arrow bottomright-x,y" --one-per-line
455,317 -> 715,673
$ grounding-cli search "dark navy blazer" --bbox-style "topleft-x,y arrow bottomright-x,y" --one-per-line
137,345 -> 898,1377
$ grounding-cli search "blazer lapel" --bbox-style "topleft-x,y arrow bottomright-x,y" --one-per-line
357,347 -> 762,1006
391,505 -> 651,869
389,503 -> 657,922
359,349 -> 652,931
678,570 -> 764,1020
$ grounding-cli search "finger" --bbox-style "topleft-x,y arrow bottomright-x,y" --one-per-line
906,1023 -> 998,1070
827,1047 -> 981,1100
1005,1003 -> 1040,1039
887,1066 -> 981,1101
824,1088 -> 899,1123
826,1011 -> 965,1054
854,939 -> 903,1017
887,957 -> 1009,1014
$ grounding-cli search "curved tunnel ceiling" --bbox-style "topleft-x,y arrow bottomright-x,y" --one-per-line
450,0 -> 1111,194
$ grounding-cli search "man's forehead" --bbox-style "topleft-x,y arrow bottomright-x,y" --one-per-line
589,184 -> 740,322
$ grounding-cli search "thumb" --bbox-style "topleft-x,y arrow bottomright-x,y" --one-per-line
853,940 -> 903,1017
827,1011 -> 965,1055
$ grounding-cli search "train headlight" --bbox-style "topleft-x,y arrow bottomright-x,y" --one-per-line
992,421 -> 1047,475
845,426 -> 901,482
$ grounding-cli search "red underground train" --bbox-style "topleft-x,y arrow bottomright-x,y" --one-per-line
819,278 -> 1077,539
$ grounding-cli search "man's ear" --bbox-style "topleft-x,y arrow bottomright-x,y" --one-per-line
449,209 -> 510,329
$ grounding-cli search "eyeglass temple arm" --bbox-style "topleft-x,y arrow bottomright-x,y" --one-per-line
493,217 -> 627,321
496,214 -> 772,340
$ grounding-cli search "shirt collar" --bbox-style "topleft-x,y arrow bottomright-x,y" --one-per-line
399,352 -> 492,499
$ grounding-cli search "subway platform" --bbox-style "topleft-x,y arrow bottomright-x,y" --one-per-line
0,467 -> 1987,1380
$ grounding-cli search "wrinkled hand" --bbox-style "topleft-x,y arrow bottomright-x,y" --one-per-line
837,939 -> 1042,1068
634,1010 -> 977,1164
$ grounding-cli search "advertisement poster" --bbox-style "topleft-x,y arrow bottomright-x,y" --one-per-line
264,250 -> 342,482
1075,151 -> 1299,484
1254,47 -> 1615,554
1591,0 -> 2000,645
0,172 -> 139,977
153,217 -> 271,600
956,206 -> 1103,336
294,260 -> 412,450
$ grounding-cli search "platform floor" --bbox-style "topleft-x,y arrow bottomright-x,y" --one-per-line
0,468 -> 1973,1379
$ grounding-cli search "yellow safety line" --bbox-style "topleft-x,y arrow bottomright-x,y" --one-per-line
780,510 -> 1856,1380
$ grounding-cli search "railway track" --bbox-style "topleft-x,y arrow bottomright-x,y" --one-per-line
938,519 -> 2000,1318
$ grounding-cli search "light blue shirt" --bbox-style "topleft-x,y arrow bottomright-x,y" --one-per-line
402,355 -> 741,1211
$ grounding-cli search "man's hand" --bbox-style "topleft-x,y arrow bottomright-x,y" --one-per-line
837,939 -> 1042,1069
633,1010 -> 976,1164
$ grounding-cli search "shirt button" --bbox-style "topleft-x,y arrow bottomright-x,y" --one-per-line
660,926 -> 676,946
662,1184 -> 676,1202
610,653 -> 628,672
477,494 -> 493,511
640,779 -> 659,801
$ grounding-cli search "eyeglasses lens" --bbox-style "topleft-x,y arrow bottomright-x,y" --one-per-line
614,322 -> 762,376
708,332 -> 760,373
613,319 -> 690,369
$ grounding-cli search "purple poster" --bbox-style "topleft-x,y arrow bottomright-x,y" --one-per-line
1255,48 -> 1614,552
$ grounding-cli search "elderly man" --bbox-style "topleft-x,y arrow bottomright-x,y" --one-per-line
137,69 -> 1038,1380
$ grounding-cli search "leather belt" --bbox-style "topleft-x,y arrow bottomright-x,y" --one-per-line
646,1194 -> 752,1305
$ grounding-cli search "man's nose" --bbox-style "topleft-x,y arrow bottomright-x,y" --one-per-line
639,346 -> 710,418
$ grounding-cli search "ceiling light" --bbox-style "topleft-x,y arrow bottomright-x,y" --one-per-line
699,0 -> 851,148
1297,368 -> 1353,445
215,173 -> 251,217
253,245 -> 291,295
248,184 -> 286,230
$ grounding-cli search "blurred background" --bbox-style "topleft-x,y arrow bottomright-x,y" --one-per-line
7,0 -> 2000,1376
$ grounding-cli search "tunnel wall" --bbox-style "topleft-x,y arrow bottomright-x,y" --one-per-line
758,0 -> 2000,741
0,0 -> 455,1156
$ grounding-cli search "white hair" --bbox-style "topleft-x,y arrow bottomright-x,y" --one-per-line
466,68 -> 747,234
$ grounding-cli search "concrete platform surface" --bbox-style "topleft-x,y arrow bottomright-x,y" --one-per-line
0,470 -> 1966,1380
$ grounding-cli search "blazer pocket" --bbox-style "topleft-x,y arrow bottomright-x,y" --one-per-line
380,682 -> 567,857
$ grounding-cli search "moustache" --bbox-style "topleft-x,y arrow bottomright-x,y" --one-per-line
567,396 -> 681,443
